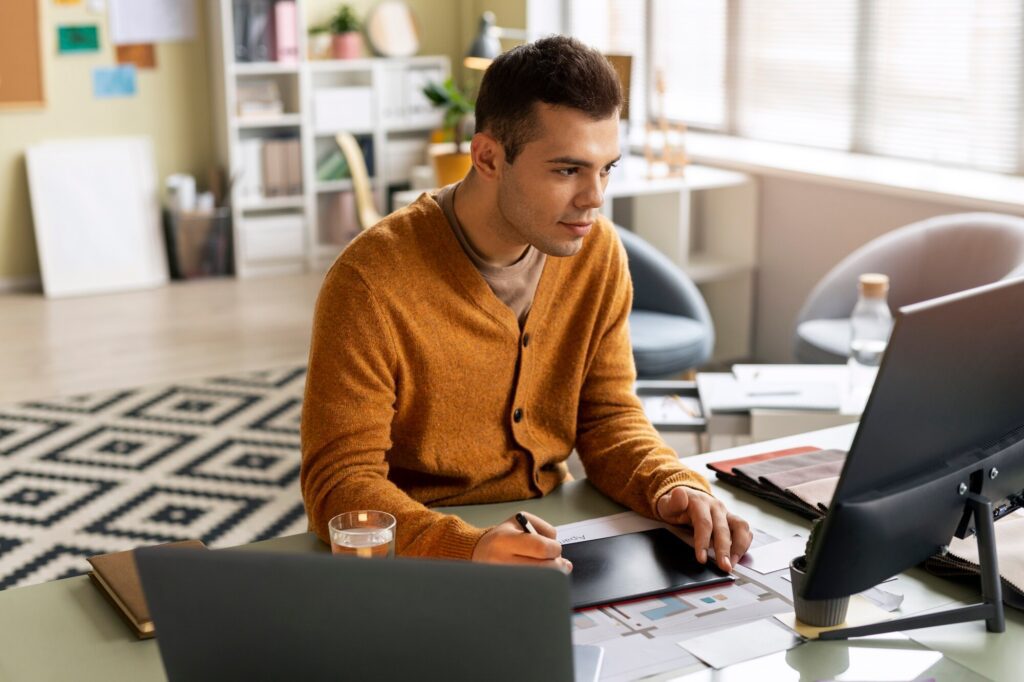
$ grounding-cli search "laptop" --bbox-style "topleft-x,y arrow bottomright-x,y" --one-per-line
137,546 -> 585,682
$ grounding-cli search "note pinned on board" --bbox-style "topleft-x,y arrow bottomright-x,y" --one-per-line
108,0 -> 196,45
57,25 -> 100,53
116,44 -> 157,69
93,65 -> 137,98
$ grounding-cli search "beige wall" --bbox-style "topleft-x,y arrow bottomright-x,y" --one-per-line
752,177 -> 1024,362
0,1 -> 214,282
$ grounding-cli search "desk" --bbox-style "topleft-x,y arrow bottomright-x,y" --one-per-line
0,424 -> 1019,681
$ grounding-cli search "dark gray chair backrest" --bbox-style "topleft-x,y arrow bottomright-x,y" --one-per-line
615,225 -> 715,364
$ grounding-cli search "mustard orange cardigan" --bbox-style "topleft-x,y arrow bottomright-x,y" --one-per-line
300,195 -> 711,559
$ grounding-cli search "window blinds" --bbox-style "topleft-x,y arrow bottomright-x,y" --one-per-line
564,0 -> 1023,174
859,0 -> 1022,173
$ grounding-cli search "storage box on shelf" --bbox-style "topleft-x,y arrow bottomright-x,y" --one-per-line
208,0 -> 448,278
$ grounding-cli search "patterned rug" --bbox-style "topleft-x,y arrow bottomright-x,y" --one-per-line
0,365 -> 310,591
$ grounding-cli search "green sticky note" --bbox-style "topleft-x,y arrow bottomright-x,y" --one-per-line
58,25 -> 100,54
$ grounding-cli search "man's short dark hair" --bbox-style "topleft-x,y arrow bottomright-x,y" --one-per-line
474,35 -> 623,163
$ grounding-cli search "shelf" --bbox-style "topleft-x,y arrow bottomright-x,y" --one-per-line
316,179 -> 353,193
233,62 -> 300,76
682,255 -> 754,284
307,58 -> 378,73
234,114 -> 302,129
384,118 -> 443,133
238,196 -> 306,211
314,128 -> 373,138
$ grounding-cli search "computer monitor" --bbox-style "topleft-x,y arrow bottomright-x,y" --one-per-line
801,276 -> 1024,638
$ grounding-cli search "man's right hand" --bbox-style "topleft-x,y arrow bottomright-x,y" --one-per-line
472,511 -> 572,573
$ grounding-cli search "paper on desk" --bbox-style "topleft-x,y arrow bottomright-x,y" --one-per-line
739,535 -> 807,575
733,364 -> 850,385
701,375 -> 842,412
677,618 -> 800,669
556,511 -> 667,546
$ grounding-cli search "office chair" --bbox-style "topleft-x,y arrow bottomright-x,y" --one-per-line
616,226 -> 715,378
334,132 -> 382,231
794,212 -> 1024,363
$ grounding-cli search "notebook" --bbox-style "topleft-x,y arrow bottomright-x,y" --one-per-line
560,528 -> 733,609
87,539 -> 206,639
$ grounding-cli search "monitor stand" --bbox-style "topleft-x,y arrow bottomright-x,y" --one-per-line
818,493 -> 1006,640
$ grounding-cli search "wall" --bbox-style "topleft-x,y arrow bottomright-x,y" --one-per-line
752,177 -> 1024,362
0,1 -> 214,284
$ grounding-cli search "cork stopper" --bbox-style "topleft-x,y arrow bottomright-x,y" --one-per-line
858,273 -> 890,298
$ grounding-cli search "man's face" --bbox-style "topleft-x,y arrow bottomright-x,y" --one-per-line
493,104 -> 620,258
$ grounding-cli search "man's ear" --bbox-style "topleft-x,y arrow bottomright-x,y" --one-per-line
470,132 -> 504,180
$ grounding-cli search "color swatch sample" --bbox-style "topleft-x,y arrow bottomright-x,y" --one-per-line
92,65 -> 137,98
57,25 -> 99,53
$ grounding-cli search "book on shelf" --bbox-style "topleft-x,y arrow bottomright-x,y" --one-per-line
236,79 -> 283,118
233,0 -> 298,64
238,137 -> 264,198
238,136 -> 300,201
245,0 -> 272,62
273,1 -> 298,63
285,137 -> 302,194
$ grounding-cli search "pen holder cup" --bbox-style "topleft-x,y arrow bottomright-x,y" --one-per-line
789,556 -> 850,627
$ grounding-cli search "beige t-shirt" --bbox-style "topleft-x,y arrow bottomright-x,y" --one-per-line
434,183 -> 546,327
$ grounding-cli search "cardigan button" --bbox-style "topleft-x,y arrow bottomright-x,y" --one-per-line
522,333 -> 531,348
513,408 -> 523,423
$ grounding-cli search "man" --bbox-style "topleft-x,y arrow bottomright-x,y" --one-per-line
301,36 -> 752,574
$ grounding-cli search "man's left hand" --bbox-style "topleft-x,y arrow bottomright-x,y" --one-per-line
656,486 -> 752,573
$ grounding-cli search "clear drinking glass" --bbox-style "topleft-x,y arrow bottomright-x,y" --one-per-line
328,510 -> 396,559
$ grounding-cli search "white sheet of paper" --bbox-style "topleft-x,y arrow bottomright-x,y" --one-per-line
556,511 -> 666,545
677,618 -> 800,669
733,364 -> 850,385
108,0 -> 196,44
739,535 -> 806,575
700,374 -> 842,412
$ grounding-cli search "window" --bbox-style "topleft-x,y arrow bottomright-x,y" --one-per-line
560,0 -> 1024,175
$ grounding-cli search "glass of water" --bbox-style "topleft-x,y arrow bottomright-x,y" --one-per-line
328,511 -> 396,559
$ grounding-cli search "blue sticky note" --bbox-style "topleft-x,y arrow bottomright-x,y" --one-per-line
93,65 -> 137,98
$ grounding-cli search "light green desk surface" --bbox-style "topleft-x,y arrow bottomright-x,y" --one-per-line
0,424 -> 1019,681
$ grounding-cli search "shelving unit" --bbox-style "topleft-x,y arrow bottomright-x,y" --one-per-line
606,159 -> 758,363
207,0 -> 447,278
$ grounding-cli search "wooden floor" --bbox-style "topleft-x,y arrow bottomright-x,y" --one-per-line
1,273 -> 325,404
1,272 -> 730,460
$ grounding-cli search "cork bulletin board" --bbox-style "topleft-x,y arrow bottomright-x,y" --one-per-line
0,0 -> 45,108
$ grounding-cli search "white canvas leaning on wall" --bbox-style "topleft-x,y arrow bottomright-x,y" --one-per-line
26,137 -> 169,298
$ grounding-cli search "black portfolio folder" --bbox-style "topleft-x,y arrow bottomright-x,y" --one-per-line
561,528 -> 733,609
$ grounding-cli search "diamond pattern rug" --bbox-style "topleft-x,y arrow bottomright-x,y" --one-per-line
0,366 -> 310,591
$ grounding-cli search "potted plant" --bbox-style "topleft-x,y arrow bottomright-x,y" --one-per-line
422,78 -> 475,186
307,23 -> 332,60
789,517 -> 850,626
329,5 -> 362,60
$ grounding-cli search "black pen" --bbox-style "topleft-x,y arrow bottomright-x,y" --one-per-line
515,512 -> 538,534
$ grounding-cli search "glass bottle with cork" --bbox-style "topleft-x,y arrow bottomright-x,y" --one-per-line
847,273 -> 893,402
